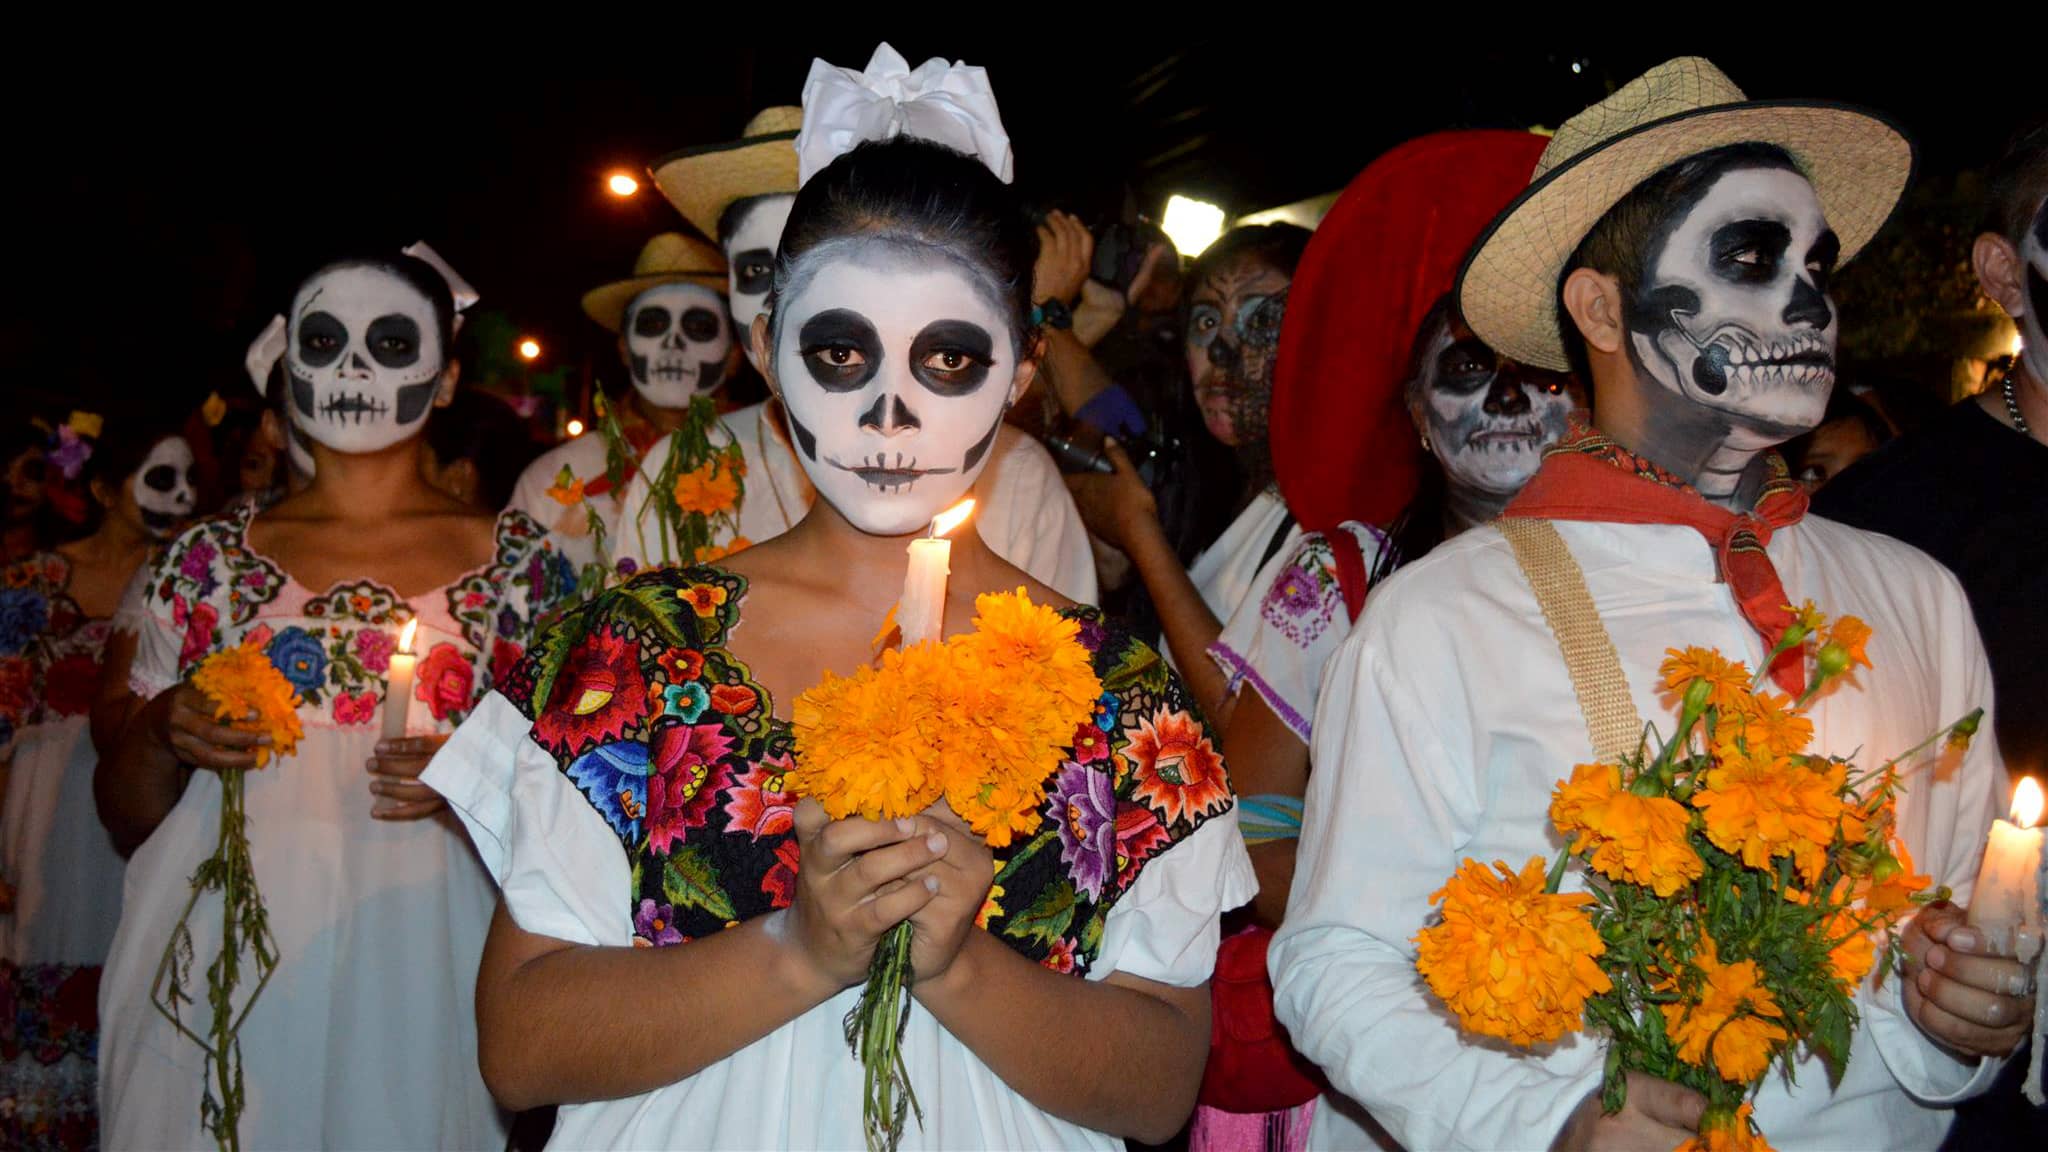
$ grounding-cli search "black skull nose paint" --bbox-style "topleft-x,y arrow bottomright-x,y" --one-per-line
1782,275 -> 1833,331
1484,372 -> 1532,416
1208,335 -> 1243,374
860,393 -> 920,433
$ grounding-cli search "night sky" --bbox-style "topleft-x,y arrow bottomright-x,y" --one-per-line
6,35 -> 2038,423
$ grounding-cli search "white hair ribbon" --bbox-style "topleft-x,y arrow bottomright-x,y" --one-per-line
795,42 -> 1013,187
404,240 -> 480,336
244,313 -> 288,392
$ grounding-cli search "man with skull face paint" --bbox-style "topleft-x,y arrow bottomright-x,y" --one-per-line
422,52 -> 1253,1150
0,417 -> 193,1147
93,251 -> 575,1150
1272,61 -> 2030,1152
615,95 -> 1097,604
508,233 -> 736,567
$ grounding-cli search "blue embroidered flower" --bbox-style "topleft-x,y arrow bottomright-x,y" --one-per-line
496,606 -> 521,639
662,681 -> 710,723
0,589 -> 49,656
566,741 -> 652,840
1091,690 -> 1121,733
265,627 -> 329,700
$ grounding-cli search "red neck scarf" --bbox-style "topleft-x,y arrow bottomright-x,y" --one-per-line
1503,426 -> 1811,694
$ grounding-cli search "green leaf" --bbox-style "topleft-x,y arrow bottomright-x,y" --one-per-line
528,603 -> 595,715
1103,641 -> 1167,695
663,847 -> 738,922
1079,908 -> 1105,956
1006,880 -> 1077,946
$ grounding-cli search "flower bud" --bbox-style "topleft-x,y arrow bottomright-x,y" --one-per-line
1871,854 -> 1902,884
1815,643 -> 1851,679
1684,678 -> 1714,713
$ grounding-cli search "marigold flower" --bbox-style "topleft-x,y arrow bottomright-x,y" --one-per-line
1824,616 -> 1872,672
545,466 -> 586,507
1822,911 -> 1877,987
1677,1105 -> 1775,1152
1415,856 -> 1611,1047
1549,763 -> 1704,897
1693,750 -> 1844,883
674,461 -> 740,516
191,640 -> 303,767
1713,692 -> 1814,760
1661,938 -> 1789,1084
1661,647 -> 1756,713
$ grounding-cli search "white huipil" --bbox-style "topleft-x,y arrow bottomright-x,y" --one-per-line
1168,486 -> 1298,674
96,509 -> 565,1151
509,430 -> 625,570
1271,516 -> 2007,1152
422,691 -> 1255,1150
612,401 -> 1101,605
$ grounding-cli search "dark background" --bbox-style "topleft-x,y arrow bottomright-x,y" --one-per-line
4,35 -> 2040,422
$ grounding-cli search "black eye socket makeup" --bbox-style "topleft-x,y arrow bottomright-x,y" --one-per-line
1710,220 -> 1791,285
681,308 -> 722,343
799,309 -> 884,392
366,314 -> 423,368
298,312 -> 347,366
908,320 -> 995,397
633,307 -> 674,339
1435,340 -> 1499,392
733,248 -> 775,296
144,464 -> 178,491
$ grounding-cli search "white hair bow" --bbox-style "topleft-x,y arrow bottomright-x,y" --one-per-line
404,240 -> 480,336
795,43 -> 1013,186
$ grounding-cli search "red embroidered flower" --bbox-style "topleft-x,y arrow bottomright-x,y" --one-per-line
414,643 -> 475,721
490,639 -> 524,685
178,602 -> 219,669
1069,721 -> 1111,765
534,628 -> 649,752
42,653 -> 102,717
1115,801 -> 1172,889
761,838 -> 802,909
725,754 -> 797,840
709,683 -> 758,715
646,722 -> 737,855
1125,707 -> 1229,825
0,656 -> 31,720
331,691 -> 378,726
245,622 -> 275,652
658,648 -> 704,683
1041,937 -> 1079,974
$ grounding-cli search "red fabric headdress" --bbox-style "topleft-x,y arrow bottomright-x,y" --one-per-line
1269,130 -> 1549,534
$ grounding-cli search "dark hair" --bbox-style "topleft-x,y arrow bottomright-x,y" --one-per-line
1555,143 -> 1801,382
423,389 -> 538,510
1980,120 -> 2048,244
294,252 -> 459,358
716,194 -> 788,250
771,136 -> 1039,343
1186,223 -> 1313,298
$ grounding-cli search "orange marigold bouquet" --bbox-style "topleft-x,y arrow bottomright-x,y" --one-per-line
155,639 -> 303,1151
1415,604 -> 1982,1151
790,589 -> 1101,1152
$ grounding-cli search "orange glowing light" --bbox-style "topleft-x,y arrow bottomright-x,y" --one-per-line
398,618 -> 420,653
607,172 -> 640,197
2013,777 -> 2044,829
931,499 -> 975,538
518,339 -> 541,360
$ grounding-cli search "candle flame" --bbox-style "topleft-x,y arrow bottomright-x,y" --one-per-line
2013,776 -> 2045,829
930,499 -> 975,539
399,618 -> 419,653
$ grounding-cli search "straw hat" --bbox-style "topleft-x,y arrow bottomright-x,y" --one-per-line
652,106 -> 804,242
1458,57 -> 1912,372
580,233 -> 729,333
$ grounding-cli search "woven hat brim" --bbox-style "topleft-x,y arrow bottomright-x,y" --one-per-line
652,132 -> 801,241
1458,100 -> 1913,372
581,273 -> 731,333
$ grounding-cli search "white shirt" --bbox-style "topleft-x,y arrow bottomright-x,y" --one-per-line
1170,487 -> 1298,673
614,402 -> 1101,605
1270,515 -> 2005,1152
423,692 -> 1256,1150
508,432 -> 617,570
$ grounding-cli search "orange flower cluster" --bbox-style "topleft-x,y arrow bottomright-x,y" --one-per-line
1551,762 -> 1703,897
673,459 -> 742,517
790,590 -> 1101,847
1660,937 -> 1790,1083
191,640 -> 303,767
1414,856 -> 1612,1047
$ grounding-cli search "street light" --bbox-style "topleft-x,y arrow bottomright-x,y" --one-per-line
1162,194 -> 1227,258
607,172 -> 640,197
519,338 -> 542,361
566,419 -> 586,437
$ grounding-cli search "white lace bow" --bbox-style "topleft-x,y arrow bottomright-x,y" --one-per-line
795,42 -> 1013,186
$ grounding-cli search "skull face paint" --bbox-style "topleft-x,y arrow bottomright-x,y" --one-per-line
1186,259 -> 1290,447
2015,196 -> 2048,387
287,265 -> 445,454
1418,313 -> 1577,496
774,244 -> 1018,535
1626,167 -> 1841,448
624,282 -> 733,407
130,435 -> 196,539
723,194 -> 796,363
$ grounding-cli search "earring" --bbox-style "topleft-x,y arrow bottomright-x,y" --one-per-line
1420,433 -> 1432,453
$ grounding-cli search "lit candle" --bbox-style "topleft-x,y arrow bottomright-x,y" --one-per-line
897,500 -> 975,648
1967,776 -> 2045,1104
382,619 -> 420,741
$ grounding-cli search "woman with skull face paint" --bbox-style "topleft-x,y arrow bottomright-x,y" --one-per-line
91,252 -> 576,1150
422,127 -> 1255,1150
0,415 -> 194,1148
1067,224 -> 1311,725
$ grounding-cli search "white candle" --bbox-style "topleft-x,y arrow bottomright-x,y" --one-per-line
897,500 -> 975,648
1970,777 -> 2045,954
381,619 -> 420,741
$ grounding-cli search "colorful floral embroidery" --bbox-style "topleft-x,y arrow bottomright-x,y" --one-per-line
0,554 -> 112,748
265,626 -> 329,701
415,643 -> 475,722
506,566 -> 1234,974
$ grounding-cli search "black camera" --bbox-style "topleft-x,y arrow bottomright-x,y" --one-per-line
1044,415 -> 1175,489
1090,221 -> 1156,295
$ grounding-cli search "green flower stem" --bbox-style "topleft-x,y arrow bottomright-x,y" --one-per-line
844,920 -> 922,1152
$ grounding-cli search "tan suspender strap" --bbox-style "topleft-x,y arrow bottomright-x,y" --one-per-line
1496,518 -> 1644,765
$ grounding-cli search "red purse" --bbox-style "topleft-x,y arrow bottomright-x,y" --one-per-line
1197,529 -> 1369,1114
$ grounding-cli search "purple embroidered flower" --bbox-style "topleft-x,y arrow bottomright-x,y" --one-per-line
354,628 -> 396,675
633,899 -> 685,947
1047,760 -> 1117,901
241,571 -> 269,589
496,607 -> 520,639
1075,617 -> 1108,654
616,557 -> 639,577
1260,562 -> 1333,647
180,538 -> 218,581
48,427 -> 92,480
